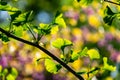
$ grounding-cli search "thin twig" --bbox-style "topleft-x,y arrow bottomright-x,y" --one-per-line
0,27 -> 84,80
104,0 -> 120,6
26,23 -> 36,41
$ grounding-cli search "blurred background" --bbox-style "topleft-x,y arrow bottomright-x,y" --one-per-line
0,0 -> 120,80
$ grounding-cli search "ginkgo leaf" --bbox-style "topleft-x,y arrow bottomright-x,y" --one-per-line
103,57 -> 116,71
78,47 -> 88,57
55,14 -> 66,28
52,38 -> 72,49
87,49 -> 100,60
51,25 -> 59,34
71,51 -> 79,61
6,74 -> 15,80
0,65 -> 2,73
11,68 -> 18,78
45,59 -> 61,74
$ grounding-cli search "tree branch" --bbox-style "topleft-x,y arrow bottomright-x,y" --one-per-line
0,27 -> 84,80
104,0 -> 120,6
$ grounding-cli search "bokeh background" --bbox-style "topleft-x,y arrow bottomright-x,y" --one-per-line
0,0 -> 120,80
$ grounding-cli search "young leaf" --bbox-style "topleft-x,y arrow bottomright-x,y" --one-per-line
78,47 -> 88,57
14,26 -> 23,37
45,59 -> 61,74
103,57 -> 116,71
6,74 -> 15,80
2,68 -> 8,75
11,68 -> 18,78
87,49 -> 100,60
71,51 -> 79,61
0,65 -> 2,73
55,14 -> 66,28
52,38 -> 72,49
51,25 -> 59,34
39,23 -> 51,35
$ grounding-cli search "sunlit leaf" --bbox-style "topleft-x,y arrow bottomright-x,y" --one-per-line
6,74 -> 15,80
11,68 -> 18,78
39,23 -> 51,35
103,57 -> 116,71
0,65 -> 2,73
78,47 -> 88,57
3,68 -> 8,75
87,49 -> 100,60
14,26 -> 23,37
71,51 -> 79,61
45,59 -> 61,74
52,38 -> 72,49
55,14 -> 66,28
51,25 -> 59,34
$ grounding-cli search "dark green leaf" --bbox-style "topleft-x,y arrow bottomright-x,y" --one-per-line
0,1 -> 7,5
77,0 -> 81,2
105,6 -> 115,15
80,0 -> 93,4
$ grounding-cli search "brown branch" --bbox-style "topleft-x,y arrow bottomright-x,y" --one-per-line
0,27 -> 84,80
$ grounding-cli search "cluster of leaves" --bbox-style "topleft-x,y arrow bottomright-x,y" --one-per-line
38,38 -> 116,78
0,0 -> 118,79
104,5 -> 120,29
0,65 -> 18,80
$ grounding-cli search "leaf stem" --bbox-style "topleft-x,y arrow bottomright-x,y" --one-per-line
26,23 -> 36,41
0,27 -> 84,80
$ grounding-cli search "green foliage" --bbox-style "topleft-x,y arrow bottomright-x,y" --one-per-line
78,47 -> 88,57
54,13 -> 66,28
103,57 -> 116,71
71,51 -> 79,61
79,0 -> 93,4
104,6 -> 116,25
11,68 -> 18,78
7,74 -> 15,80
0,34 -> 9,42
52,38 -> 73,50
87,49 -> 100,60
45,59 -> 62,74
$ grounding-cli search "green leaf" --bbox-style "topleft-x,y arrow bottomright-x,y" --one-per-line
0,4 -> 19,11
80,0 -> 93,4
0,65 -> 2,73
103,6 -> 116,25
55,14 -> 66,28
3,68 -> 8,75
0,34 -> 9,42
87,67 -> 100,74
103,57 -> 116,71
0,1 -> 7,5
45,59 -> 61,74
14,26 -> 23,37
6,74 -> 15,80
78,47 -> 88,57
105,6 -> 115,15
87,49 -> 100,60
52,38 -> 73,49
39,23 -> 51,35
71,51 -> 79,61
11,68 -> 18,78
51,25 -> 59,34
77,0 -> 81,2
